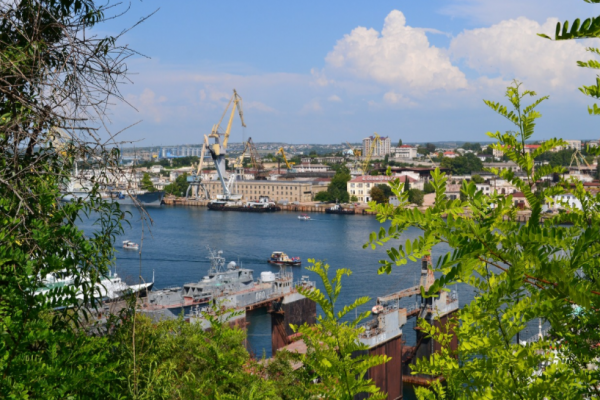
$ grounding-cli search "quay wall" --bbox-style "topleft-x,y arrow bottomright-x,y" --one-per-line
163,198 -> 378,215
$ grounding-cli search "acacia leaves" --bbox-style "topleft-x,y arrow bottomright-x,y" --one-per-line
366,82 -> 600,398
294,260 -> 389,400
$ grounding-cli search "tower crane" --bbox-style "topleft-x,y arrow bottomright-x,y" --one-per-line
276,147 -> 295,174
361,133 -> 380,176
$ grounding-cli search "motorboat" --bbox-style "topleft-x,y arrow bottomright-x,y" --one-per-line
298,214 -> 311,221
122,240 -> 139,250
268,251 -> 301,266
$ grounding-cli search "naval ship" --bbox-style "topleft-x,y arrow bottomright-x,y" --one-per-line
141,247 -> 296,319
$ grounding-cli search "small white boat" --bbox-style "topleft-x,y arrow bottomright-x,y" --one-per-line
122,240 -> 139,250
298,214 -> 311,221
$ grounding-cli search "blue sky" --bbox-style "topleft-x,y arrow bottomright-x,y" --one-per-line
99,1 -> 600,146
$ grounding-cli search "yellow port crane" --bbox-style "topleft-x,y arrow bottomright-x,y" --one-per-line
206,89 -> 246,200
361,133 -> 380,176
345,141 -> 362,157
276,147 -> 295,174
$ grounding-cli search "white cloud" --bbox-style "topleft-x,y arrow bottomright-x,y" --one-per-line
450,17 -> 591,91
382,91 -> 417,107
126,88 -> 167,123
300,99 -> 323,114
245,101 -> 277,113
322,10 -> 468,93
328,94 -> 342,102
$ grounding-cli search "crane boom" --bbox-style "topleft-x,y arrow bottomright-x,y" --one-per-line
276,147 -> 294,170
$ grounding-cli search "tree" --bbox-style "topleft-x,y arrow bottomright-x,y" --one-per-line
164,173 -> 189,196
440,153 -> 484,175
327,166 -> 351,203
423,181 -> 435,194
370,186 -> 386,204
0,0 -> 136,397
350,195 -> 358,202
398,139 -> 403,147
407,188 -> 424,206
471,174 -> 485,184
315,191 -> 331,202
140,173 -> 156,192
293,260 -> 389,400
367,81 -> 600,398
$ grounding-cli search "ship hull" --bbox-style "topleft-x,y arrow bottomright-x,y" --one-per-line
268,260 -> 301,266
325,209 -> 355,215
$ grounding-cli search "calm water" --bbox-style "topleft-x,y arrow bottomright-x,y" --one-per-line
81,205 -> 484,399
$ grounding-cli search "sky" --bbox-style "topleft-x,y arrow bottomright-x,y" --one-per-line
97,0 -> 600,146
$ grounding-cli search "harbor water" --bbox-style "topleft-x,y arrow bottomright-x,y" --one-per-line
79,205 -> 517,398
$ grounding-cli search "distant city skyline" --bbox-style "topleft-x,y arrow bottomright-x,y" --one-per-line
98,1 -> 600,146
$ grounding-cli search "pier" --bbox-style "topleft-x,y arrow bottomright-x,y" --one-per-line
163,197 -> 379,215
354,255 -> 459,399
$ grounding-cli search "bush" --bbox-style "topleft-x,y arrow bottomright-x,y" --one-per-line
407,188 -> 424,206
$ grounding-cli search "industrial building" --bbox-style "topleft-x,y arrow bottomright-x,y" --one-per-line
202,180 -> 313,203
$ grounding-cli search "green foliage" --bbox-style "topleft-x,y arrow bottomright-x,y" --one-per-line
0,0 -> 131,397
165,173 -> 189,196
140,173 -> 156,192
418,143 -> 437,155
440,153 -> 484,175
423,181 -> 436,194
315,191 -> 332,202
471,174 -> 485,184
370,185 -> 387,204
366,82 -> 600,398
350,195 -> 359,202
327,166 -> 351,203
460,142 -> 482,151
109,304 -> 281,400
398,139 -> 403,147
538,1 -> 600,114
407,188 -> 424,206
293,260 -> 389,400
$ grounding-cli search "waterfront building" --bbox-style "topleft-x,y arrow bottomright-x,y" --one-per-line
363,136 -> 392,158
202,180 -> 313,203
294,164 -> 331,173
392,145 -> 417,159
347,175 -> 419,203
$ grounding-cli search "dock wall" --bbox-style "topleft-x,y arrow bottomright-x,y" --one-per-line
163,198 -> 378,215
355,334 -> 404,400
271,296 -> 316,354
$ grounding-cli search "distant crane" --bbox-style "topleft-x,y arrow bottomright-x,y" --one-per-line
361,133 -> 380,176
569,149 -> 592,171
276,147 -> 295,174
186,135 -> 211,200
247,137 -> 268,180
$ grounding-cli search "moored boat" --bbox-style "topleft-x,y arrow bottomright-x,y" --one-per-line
325,204 -> 355,215
268,251 -> 301,266
122,240 -> 139,250
298,214 -> 311,220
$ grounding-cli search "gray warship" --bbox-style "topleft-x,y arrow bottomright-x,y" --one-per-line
141,247 -> 298,320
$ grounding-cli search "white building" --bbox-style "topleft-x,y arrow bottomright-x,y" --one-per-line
293,164 -> 331,173
565,140 -> 582,151
392,145 -> 417,159
347,174 -> 421,203
150,165 -> 164,174
363,136 -> 392,158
